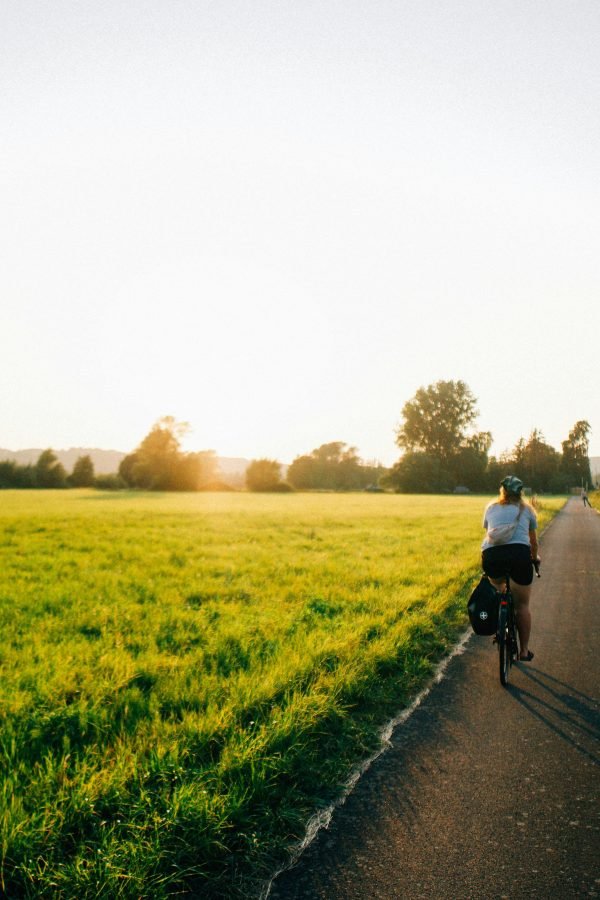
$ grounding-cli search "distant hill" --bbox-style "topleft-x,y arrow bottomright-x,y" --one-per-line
0,447 -> 126,475
0,448 -> 260,483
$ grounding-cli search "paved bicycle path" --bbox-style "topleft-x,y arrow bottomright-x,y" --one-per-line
269,498 -> 600,899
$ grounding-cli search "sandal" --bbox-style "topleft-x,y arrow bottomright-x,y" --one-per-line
519,650 -> 534,662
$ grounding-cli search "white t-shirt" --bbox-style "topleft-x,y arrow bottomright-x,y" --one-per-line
482,502 -> 537,550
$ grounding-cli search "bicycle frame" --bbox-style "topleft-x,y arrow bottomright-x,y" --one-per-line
491,563 -> 539,686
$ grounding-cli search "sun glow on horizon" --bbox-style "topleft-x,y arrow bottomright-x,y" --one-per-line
2,2 -> 599,463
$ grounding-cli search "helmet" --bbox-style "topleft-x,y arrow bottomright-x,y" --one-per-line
500,475 -> 524,495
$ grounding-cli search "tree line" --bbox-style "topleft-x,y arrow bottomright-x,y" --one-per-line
0,449 -> 100,489
247,444 -> 386,492
117,423 -> 386,492
1,383 -> 593,493
385,380 -> 592,494
0,420 -> 388,493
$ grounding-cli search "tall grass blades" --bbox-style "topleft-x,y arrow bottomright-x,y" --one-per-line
0,491 -> 564,897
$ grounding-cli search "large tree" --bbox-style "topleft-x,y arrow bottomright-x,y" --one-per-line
396,380 -> 479,464
391,380 -> 491,491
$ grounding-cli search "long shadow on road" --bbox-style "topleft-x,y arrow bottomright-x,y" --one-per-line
508,666 -> 600,765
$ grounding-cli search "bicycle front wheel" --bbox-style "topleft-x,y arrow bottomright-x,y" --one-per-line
498,606 -> 510,686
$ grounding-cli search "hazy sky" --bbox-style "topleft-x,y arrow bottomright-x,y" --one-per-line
2,1 -> 599,465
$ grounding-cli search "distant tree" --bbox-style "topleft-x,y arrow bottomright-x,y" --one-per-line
119,417 -> 218,491
35,449 -> 67,488
286,453 -> 316,489
511,437 -> 527,474
288,442 -> 374,490
0,460 -> 35,488
69,454 -> 95,487
23,464 -> 37,487
492,430 -> 560,493
118,452 -> 139,486
127,417 -> 184,490
176,451 -> 219,491
0,461 -> 19,488
450,431 -> 493,490
246,458 -> 285,492
484,455 -> 512,492
561,420 -> 592,487
517,429 -> 560,492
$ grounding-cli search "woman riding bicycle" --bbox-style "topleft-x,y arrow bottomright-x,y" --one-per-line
481,475 -> 540,662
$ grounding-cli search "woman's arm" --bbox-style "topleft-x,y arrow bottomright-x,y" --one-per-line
529,529 -> 539,561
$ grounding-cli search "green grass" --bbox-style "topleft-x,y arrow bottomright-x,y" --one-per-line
0,491 -> 565,897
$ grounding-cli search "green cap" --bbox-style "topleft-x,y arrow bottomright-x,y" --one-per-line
500,475 -> 524,495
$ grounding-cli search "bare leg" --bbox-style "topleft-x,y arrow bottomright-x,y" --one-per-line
510,580 -> 532,658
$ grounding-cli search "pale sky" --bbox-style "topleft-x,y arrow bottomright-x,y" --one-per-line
2,1 -> 599,466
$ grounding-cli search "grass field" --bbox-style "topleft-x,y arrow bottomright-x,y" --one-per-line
0,491 -> 565,897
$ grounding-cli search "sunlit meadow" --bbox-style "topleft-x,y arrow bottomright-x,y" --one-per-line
0,491 -> 564,897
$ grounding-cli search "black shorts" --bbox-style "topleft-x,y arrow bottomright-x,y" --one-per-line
481,543 -> 534,586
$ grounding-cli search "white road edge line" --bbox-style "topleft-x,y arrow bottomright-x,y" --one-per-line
260,625 -> 474,899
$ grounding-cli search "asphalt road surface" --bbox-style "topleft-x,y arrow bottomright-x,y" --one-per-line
269,498 -> 600,899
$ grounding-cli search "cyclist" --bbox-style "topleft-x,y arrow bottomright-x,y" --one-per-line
481,475 -> 540,661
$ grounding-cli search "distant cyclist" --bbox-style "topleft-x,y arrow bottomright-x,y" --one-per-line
481,476 -> 540,662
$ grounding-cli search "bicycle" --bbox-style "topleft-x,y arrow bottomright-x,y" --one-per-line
496,560 -> 540,686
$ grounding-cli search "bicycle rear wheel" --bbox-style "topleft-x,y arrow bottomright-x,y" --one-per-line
498,606 -> 510,685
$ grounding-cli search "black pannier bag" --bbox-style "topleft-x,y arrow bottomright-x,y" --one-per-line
467,576 -> 500,635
